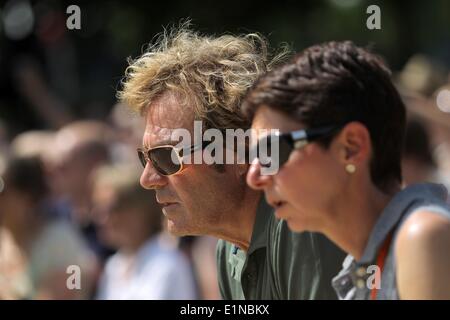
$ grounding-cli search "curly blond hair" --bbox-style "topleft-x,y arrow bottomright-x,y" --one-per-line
117,23 -> 289,130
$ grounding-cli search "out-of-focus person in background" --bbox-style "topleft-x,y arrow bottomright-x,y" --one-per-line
399,80 -> 450,199
93,165 -> 198,299
187,235 -> 221,299
395,54 -> 447,98
49,120 -> 115,262
402,119 -> 438,186
0,119 -> 10,159
430,84 -> 450,195
0,155 -> 96,299
108,102 -> 145,167
395,53 -> 450,202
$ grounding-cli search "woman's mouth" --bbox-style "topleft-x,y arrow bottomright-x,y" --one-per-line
271,200 -> 288,219
273,201 -> 286,209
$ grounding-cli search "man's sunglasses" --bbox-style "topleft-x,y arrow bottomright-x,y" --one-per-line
137,141 -> 211,176
253,125 -> 341,169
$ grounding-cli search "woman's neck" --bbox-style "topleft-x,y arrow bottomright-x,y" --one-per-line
324,183 -> 400,261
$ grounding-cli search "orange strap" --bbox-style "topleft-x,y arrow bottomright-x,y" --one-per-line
370,232 -> 393,300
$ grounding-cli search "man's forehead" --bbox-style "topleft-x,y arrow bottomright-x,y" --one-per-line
145,92 -> 195,129
142,126 -> 179,147
143,93 -> 195,147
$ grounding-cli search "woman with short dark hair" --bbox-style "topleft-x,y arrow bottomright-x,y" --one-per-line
243,41 -> 450,299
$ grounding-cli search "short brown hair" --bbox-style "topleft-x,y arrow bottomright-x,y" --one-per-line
243,41 -> 406,192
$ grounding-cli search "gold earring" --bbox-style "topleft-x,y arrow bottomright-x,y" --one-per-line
346,164 -> 356,174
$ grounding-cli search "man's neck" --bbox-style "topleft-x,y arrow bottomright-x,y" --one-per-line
213,189 -> 261,252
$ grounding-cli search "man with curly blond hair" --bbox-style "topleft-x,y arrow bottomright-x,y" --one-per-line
118,25 -> 345,300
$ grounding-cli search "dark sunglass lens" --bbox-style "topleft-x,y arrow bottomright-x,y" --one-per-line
149,147 -> 181,175
137,150 -> 147,168
278,138 -> 293,167
257,135 -> 275,168
257,135 -> 293,168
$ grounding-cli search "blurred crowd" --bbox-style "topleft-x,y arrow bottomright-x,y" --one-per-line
0,104 -> 221,299
396,55 -> 450,190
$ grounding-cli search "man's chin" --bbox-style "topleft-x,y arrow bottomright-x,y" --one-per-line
166,219 -> 191,237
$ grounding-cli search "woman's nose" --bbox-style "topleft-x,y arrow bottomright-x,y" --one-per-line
246,159 -> 273,190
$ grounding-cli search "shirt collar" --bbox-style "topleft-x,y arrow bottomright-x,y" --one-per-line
359,183 -> 447,263
246,195 -> 273,255
333,183 -> 448,299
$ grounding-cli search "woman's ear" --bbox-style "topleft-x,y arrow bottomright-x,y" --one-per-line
337,122 -> 372,165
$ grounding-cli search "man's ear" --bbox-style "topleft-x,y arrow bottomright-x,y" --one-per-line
336,122 -> 372,165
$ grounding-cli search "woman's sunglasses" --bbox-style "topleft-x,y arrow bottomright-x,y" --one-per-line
253,125 -> 342,169
137,140 -> 211,176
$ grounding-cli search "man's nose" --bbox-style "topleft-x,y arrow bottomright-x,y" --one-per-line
246,159 -> 273,190
140,162 -> 168,190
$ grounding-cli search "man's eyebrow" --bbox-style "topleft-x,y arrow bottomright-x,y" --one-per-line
143,139 -> 178,149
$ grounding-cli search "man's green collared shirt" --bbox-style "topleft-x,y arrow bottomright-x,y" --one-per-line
216,197 -> 346,300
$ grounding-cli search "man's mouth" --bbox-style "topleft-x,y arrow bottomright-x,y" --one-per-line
159,202 -> 178,208
156,193 -> 178,207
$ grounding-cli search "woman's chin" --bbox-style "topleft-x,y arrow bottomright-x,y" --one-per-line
285,216 -> 311,233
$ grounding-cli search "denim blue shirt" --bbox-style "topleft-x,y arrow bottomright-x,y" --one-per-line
332,183 -> 450,300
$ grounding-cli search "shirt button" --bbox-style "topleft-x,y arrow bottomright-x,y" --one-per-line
356,279 -> 366,289
356,267 -> 366,277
